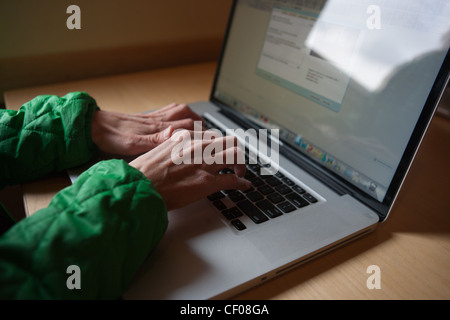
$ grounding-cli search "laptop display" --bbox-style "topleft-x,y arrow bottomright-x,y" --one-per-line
212,0 -> 450,219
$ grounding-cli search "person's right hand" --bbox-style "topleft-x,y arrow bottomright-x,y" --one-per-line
129,130 -> 251,211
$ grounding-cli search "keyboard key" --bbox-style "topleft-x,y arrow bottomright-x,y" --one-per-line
246,191 -> 264,202
222,207 -> 243,220
292,185 -> 306,194
256,199 -> 283,218
258,184 -> 275,195
242,186 -> 255,193
286,193 -> 310,208
259,173 -> 273,180
221,209 -> 235,220
275,184 -> 292,195
237,200 -> 269,224
275,171 -> 285,178
277,201 -> 296,213
231,219 -> 247,231
267,192 -> 284,204
303,193 -> 318,203
266,177 -> 282,187
248,177 -> 265,187
248,163 -> 261,172
228,191 -> 246,203
281,177 -> 296,186
207,192 -> 225,201
244,170 -> 256,179
212,199 -> 227,211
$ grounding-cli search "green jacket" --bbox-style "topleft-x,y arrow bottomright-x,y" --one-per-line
0,92 -> 168,299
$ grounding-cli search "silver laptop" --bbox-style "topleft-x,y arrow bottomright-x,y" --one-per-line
124,0 -> 450,299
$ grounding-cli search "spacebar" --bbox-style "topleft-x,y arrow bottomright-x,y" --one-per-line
237,200 -> 269,224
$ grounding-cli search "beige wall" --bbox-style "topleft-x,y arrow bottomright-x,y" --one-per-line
0,0 -> 233,103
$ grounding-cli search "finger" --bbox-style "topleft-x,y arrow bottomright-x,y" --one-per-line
170,128 -> 235,147
169,104 -> 203,121
200,134 -> 239,147
142,103 -> 179,122
191,135 -> 243,164
130,126 -> 174,154
158,102 -> 179,111
146,118 -> 205,135
164,118 -> 202,131
170,129 -> 205,142
213,173 -> 252,192
202,145 -> 247,176
149,103 -> 178,115
128,118 -> 199,136
151,103 -> 203,122
179,135 -> 237,164
201,135 -> 242,156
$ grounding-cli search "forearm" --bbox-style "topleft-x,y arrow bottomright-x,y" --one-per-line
0,159 -> 168,299
0,92 -> 98,188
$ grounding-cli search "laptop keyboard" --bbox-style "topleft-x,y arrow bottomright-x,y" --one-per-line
203,117 -> 318,231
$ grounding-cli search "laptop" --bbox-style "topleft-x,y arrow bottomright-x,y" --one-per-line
123,0 -> 450,299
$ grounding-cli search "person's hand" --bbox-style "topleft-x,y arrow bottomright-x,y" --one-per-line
129,130 -> 251,211
91,103 -> 203,156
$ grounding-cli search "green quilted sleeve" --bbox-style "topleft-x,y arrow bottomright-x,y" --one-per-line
0,92 -> 98,188
0,159 -> 168,299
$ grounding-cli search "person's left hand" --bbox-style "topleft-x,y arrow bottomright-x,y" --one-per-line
129,130 -> 251,211
91,103 -> 203,155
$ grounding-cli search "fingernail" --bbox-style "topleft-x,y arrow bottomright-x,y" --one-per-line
163,126 -> 172,139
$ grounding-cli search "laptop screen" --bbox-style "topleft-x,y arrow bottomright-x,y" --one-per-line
212,0 -> 450,206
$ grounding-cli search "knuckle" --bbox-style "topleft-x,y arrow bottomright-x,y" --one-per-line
172,129 -> 191,140
179,103 -> 190,112
186,118 -> 195,128
149,134 -> 161,145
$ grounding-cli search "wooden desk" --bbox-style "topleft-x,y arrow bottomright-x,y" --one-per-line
5,62 -> 450,300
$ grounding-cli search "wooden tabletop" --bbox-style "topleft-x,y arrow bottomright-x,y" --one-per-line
4,61 -> 450,300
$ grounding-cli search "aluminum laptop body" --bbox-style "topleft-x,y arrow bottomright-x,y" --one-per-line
124,0 -> 450,299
